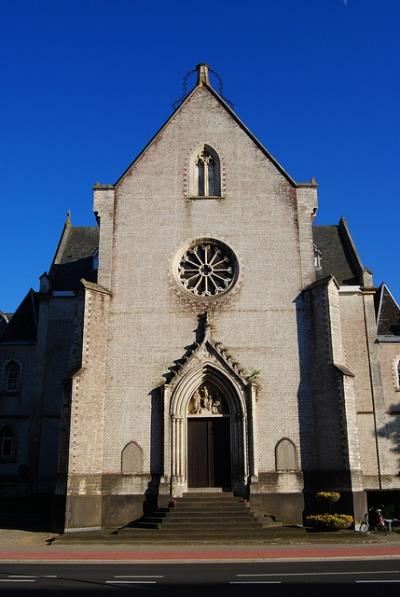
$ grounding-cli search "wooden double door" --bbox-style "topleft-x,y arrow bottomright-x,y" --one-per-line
187,417 -> 231,488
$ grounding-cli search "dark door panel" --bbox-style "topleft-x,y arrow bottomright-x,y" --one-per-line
188,418 -> 231,488
188,418 -> 208,487
210,418 -> 231,487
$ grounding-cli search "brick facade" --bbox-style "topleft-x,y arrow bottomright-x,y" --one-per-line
1,64 -> 399,530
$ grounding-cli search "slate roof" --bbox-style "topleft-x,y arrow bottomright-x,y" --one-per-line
375,284 -> 400,336
313,219 -> 364,285
0,312 -> 9,335
49,226 -> 99,291
0,290 -> 38,342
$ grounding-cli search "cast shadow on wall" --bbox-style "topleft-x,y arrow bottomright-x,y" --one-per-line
140,313 -> 214,520
294,293 -> 354,519
377,416 -> 400,471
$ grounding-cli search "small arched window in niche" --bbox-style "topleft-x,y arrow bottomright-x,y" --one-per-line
0,426 -> 15,460
5,361 -> 20,392
121,441 -> 143,474
275,438 -> 297,472
397,360 -> 400,388
194,145 -> 221,197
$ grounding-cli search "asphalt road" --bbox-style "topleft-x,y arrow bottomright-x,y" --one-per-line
0,560 -> 399,595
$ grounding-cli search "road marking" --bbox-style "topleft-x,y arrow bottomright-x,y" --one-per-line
230,581 -> 282,584
43,575 -> 58,578
0,579 -> 36,583
237,570 -> 400,577
114,575 -> 163,578
356,580 -> 400,584
106,580 -> 157,584
8,575 -> 37,578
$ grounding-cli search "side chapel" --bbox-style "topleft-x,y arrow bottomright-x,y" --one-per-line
1,64 -> 399,530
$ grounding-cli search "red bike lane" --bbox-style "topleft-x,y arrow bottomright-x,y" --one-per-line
0,544 -> 399,562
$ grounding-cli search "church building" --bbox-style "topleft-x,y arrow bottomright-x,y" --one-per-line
1,64 -> 399,531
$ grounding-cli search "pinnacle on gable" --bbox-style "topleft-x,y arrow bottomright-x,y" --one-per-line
196,63 -> 210,86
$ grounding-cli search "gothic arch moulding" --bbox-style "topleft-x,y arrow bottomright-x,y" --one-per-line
275,438 -> 298,472
184,143 -> 225,199
162,315 -> 258,497
2,360 -> 22,393
121,441 -> 143,474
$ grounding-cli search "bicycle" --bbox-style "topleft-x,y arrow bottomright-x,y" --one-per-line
359,511 -> 388,534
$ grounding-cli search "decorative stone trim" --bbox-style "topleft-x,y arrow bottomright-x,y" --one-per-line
162,314 -> 257,497
169,236 -> 243,313
392,356 -> 400,389
184,142 -> 226,200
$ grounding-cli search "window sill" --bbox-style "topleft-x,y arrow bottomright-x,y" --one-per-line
188,196 -> 224,201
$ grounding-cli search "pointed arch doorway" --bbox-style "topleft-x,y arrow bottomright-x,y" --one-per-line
187,382 -> 231,488
165,358 -> 253,498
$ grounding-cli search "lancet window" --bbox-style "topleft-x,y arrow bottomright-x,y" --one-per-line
193,146 -> 221,197
5,361 -> 20,392
0,426 -> 15,459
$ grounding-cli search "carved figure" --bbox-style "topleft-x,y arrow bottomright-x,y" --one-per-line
191,389 -> 201,414
201,386 -> 212,413
212,400 -> 222,414
189,386 -> 224,415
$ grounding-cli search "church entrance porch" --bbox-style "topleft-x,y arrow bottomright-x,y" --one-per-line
187,417 -> 231,488
162,320 -> 257,500
165,368 -> 252,499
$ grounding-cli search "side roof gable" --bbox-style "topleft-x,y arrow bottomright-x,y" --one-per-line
376,284 -> 400,336
313,217 -> 368,286
47,214 -> 99,292
0,290 -> 38,342
114,64 -> 316,189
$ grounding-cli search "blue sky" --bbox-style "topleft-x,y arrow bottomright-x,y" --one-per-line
1,0 -> 399,312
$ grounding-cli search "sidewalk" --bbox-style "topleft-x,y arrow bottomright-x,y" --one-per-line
0,528 -> 399,563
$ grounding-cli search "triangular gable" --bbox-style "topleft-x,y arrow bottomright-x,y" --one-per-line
376,283 -> 400,336
115,67 -> 311,189
0,290 -> 38,342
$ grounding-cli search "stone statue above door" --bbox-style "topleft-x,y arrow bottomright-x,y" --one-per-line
188,384 -> 227,416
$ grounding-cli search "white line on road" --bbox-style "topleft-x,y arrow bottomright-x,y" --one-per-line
114,575 -> 164,578
356,580 -> 400,584
42,575 -> 58,578
106,580 -> 157,584
237,570 -> 400,577
230,581 -> 282,584
0,579 -> 36,583
8,575 -> 37,578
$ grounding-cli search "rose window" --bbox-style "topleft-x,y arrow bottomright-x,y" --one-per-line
177,240 -> 237,297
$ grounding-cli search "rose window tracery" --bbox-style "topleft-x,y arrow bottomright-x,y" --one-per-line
177,241 -> 237,297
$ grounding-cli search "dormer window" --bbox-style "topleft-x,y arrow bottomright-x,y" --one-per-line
193,145 -> 221,198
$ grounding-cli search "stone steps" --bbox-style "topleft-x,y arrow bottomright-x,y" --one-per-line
117,492 -> 270,539
56,491 -> 283,544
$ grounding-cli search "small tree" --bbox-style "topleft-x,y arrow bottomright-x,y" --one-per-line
315,491 -> 341,514
305,491 -> 353,530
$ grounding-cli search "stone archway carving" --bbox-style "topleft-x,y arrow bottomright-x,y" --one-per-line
161,315 -> 258,498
